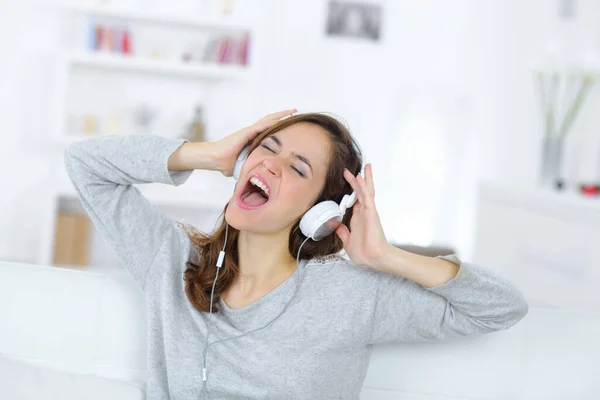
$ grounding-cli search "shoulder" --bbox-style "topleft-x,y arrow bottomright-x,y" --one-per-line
304,252 -> 382,282
306,253 -> 350,266
301,253 -> 383,310
172,221 -> 200,265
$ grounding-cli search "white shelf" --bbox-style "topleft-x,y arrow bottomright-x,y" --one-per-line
66,51 -> 248,80
57,134 -> 145,145
59,134 -> 105,144
56,179 -> 230,212
44,3 -> 252,32
57,187 -> 227,212
480,181 -> 600,223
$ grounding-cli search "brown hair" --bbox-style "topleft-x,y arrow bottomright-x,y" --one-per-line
182,113 -> 363,313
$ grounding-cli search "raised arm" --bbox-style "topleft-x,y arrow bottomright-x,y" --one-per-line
367,251 -> 529,343
64,110 -> 298,288
332,164 -> 528,344
64,135 -> 215,288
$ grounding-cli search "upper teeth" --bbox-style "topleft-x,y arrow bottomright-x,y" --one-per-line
250,177 -> 270,197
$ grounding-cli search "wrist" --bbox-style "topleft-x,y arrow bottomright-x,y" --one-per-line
370,245 -> 460,287
196,141 -> 221,172
368,243 -> 397,273
169,141 -> 219,171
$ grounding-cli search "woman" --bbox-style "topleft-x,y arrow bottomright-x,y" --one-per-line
65,109 -> 528,400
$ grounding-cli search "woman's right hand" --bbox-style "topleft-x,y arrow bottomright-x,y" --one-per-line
212,109 -> 297,177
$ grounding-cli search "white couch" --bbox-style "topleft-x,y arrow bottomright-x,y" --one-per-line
1,261 -> 599,400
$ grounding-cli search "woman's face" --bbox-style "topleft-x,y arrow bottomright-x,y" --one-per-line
226,122 -> 332,235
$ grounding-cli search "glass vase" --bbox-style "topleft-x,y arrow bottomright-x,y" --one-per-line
539,134 -> 565,189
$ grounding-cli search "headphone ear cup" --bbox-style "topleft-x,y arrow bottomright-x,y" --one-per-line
233,146 -> 251,181
299,201 -> 343,241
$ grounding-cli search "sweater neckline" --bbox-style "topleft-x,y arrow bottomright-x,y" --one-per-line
218,258 -> 308,316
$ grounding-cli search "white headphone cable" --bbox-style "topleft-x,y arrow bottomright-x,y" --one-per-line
201,223 -> 310,400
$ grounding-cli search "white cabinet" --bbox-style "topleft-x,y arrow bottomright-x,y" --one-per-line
473,181 -> 600,313
44,4 -> 255,145
35,4 -> 258,269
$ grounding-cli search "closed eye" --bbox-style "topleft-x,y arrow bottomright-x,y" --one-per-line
261,144 -> 306,178
261,144 -> 275,153
292,167 -> 305,178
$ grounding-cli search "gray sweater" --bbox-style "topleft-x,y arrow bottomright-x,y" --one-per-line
64,134 -> 528,400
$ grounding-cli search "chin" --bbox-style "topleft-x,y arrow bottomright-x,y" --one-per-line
224,202 -> 291,235
224,200 -> 265,232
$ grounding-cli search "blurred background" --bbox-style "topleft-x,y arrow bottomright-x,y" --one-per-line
1,0 -> 600,314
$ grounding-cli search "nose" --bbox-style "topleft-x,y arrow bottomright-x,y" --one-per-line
263,157 -> 282,177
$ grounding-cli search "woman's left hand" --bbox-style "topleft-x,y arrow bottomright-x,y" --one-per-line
335,164 -> 390,271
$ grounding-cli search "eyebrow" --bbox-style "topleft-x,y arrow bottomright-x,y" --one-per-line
267,135 -> 313,173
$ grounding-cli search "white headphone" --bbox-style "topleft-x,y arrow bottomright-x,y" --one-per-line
233,145 -> 358,241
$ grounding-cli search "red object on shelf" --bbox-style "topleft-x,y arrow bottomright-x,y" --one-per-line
580,184 -> 600,196
122,29 -> 131,54
217,37 -> 232,64
237,33 -> 249,66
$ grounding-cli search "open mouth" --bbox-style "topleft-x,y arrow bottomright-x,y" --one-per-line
237,176 -> 271,209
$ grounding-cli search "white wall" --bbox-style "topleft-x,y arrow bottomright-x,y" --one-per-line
2,0 -> 599,264
0,1 -> 59,262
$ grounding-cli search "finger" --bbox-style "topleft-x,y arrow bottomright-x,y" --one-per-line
266,109 -> 297,120
256,119 -> 279,132
335,223 -> 350,248
356,174 -> 375,208
343,169 -> 370,207
343,168 -> 359,192
255,109 -> 297,132
254,115 -> 291,135
365,163 -> 375,198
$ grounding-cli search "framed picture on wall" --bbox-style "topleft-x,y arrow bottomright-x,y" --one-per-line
325,0 -> 383,41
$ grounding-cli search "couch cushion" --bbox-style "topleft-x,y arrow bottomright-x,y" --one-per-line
0,262 -> 147,382
361,325 -> 525,399
0,355 -> 144,400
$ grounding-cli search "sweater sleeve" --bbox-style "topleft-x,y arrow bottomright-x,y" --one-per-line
367,254 -> 529,344
63,135 -> 193,289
